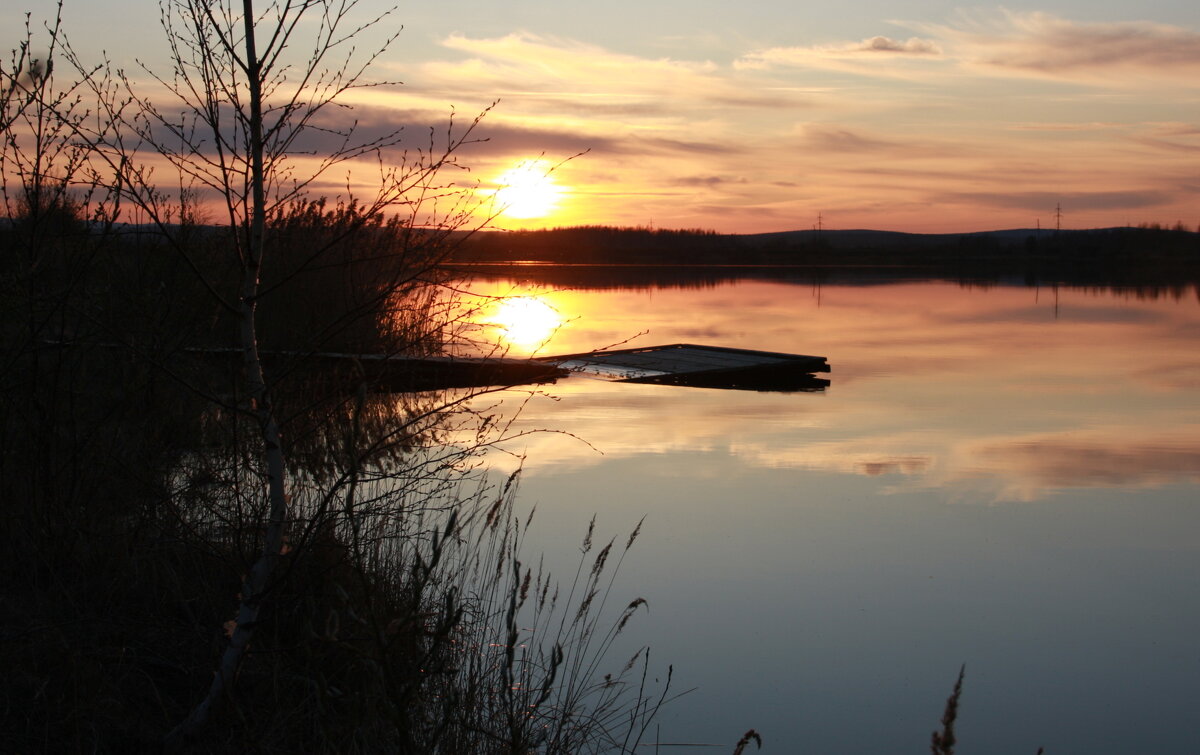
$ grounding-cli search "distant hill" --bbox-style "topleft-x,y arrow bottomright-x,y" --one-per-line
741,228 -> 1058,249
455,224 -> 1194,258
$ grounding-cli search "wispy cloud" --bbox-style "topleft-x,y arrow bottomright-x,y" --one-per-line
736,35 -> 944,77
800,125 -> 904,153
910,10 -> 1200,85
932,190 -> 1174,212
1005,122 -> 1123,132
851,36 -> 940,55
412,32 -> 795,112
1135,137 -> 1200,154
672,175 -> 749,188
738,11 -> 1200,87
1132,123 -> 1200,154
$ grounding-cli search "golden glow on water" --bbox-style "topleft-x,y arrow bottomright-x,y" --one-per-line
484,295 -> 564,353
465,279 -> 1200,502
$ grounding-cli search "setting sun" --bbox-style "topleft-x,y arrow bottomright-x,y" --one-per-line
492,160 -> 563,220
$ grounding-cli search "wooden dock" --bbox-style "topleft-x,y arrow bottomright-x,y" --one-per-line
173,343 -> 829,393
536,343 -> 830,392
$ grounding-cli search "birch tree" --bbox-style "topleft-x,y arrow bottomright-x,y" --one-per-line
76,0 -> 485,742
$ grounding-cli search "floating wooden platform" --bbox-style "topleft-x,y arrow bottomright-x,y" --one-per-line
535,343 -> 831,392
174,343 -> 828,393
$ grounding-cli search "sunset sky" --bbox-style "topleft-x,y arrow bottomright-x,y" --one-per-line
11,1 -> 1200,232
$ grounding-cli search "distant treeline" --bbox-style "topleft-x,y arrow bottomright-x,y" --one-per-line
452,223 -> 1200,284
457,224 -> 730,263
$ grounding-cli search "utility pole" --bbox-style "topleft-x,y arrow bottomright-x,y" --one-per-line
817,212 -> 823,233
1055,203 -> 1062,232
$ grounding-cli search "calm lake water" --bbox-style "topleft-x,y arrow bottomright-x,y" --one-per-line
463,273 -> 1200,754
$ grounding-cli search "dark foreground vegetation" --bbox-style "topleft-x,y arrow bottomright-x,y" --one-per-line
1,3 -> 674,752
2,205 -> 677,753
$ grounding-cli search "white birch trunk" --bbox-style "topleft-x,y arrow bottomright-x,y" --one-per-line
165,0 -> 290,744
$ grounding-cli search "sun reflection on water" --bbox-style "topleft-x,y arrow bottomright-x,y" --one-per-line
485,296 -> 564,353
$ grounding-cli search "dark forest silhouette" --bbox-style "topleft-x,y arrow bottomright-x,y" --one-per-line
453,224 -> 1200,286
